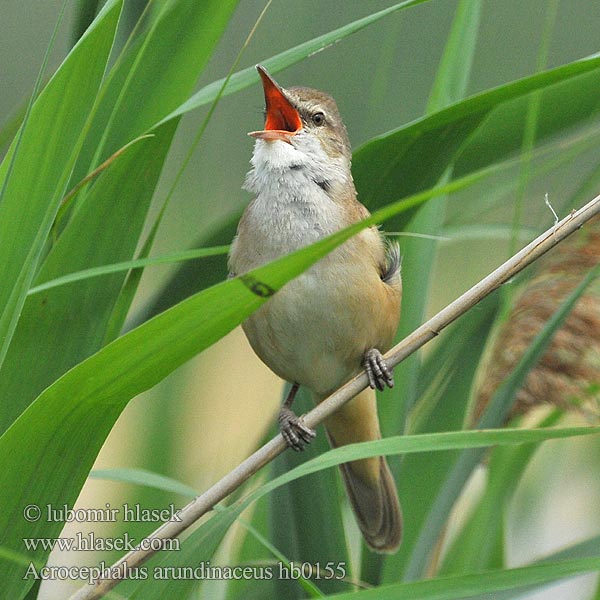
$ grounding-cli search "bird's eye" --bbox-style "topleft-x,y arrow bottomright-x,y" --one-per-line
311,112 -> 325,126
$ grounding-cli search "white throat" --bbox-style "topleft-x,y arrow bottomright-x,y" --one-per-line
240,137 -> 349,263
244,134 -> 348,196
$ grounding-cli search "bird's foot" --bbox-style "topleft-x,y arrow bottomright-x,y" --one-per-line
364,348 -> 394,391
278,406 -> 316,452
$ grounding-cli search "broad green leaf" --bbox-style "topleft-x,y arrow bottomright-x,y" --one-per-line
403,263 -> 600,581
0,277 -> 261,597
455,67 -> 600,184
0,0 -> 122,374
0,126 -> 173,434
113,426 -> 600,598
60,0 -> 236,355
71,0 -> 238,183
115,0 -> 269,344
0,0 -> 239,434
259,428 -> 600,486
352,52 -> 600,226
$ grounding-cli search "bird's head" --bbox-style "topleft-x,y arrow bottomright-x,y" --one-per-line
248,65 -> 352,183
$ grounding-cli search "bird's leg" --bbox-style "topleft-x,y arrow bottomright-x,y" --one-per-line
278,383 -> 316,452
364,348 -> 394,391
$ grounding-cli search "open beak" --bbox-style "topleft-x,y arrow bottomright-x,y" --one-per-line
248,65 -> 302,144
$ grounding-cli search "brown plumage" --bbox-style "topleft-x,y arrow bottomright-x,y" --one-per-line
473,215 -> 600,423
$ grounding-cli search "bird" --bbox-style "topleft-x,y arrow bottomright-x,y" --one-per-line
228,65 -> 403,552
474,214 -> 600,424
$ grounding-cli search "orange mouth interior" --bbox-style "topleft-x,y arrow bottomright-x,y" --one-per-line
258,67 -> 301,134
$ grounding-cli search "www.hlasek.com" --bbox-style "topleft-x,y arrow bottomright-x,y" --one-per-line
24,561 -> 348,585
23,531 -> 179,553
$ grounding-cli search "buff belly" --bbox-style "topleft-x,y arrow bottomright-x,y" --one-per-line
242,256 -> 396,397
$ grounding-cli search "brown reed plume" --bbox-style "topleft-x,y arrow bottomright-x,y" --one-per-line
474,215 -> 600,423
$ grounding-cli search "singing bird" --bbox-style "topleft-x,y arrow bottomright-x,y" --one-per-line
228,66 -> 403,552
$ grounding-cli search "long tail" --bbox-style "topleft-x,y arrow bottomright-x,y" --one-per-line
320,387 -> 402,552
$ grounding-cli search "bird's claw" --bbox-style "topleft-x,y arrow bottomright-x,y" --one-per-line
278,407 -> 316,452
364,348 -> 394,391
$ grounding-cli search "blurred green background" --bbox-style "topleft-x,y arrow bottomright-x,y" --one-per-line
3,1 -> 600,598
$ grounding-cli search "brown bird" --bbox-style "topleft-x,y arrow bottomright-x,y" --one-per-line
474,215 -> 600,424
228,66 -> 403,552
